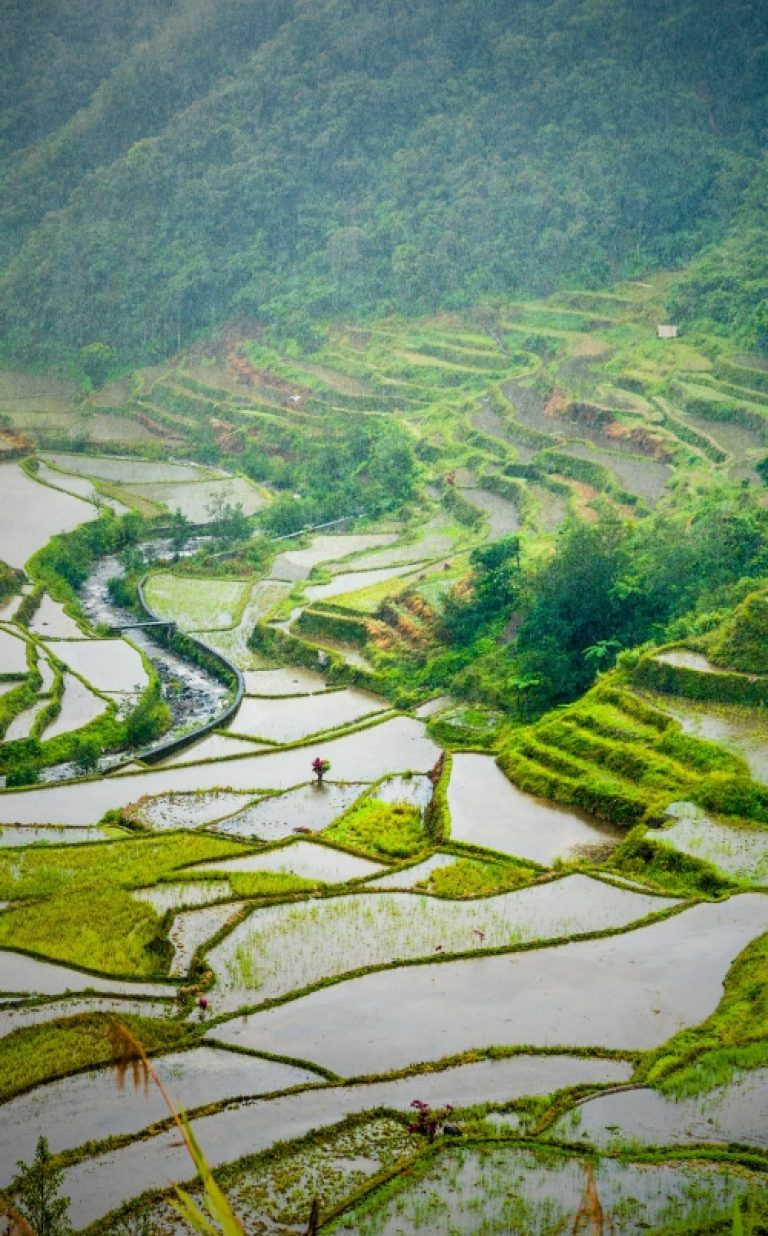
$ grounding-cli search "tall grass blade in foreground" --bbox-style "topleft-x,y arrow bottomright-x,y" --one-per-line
108,1021 -> 245,1235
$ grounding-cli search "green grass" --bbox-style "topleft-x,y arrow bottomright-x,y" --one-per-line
420,857 -> 539,898
226,871 -> 324,898
325,798 -> 426,861
0,888 -> 170,976
0,1012 -> 192,1102
0,832 -> 249,900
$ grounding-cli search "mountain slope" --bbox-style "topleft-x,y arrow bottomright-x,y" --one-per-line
1,0 -> 766,361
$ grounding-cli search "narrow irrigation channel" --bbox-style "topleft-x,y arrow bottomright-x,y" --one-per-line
79,543 -> 243,765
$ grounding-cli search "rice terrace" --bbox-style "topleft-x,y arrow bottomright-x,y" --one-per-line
1,0 -> 768,1232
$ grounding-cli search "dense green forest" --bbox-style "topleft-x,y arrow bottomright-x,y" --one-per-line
1,0 -> 767,363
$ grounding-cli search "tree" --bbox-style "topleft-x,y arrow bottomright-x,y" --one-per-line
169,508 -> 192,556
15,1136 -> 73,1236
79,342 -> 117,388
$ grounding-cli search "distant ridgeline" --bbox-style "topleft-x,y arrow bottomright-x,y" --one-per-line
0,0 -> 766,362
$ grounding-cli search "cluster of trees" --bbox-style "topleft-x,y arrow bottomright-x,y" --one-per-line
435,489 -> 768,714
0,0 -> 766,362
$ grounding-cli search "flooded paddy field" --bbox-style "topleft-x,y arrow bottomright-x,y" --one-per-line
0,717 -> 441,824
658,804 -> 768,884
41,674 -> 107,739
167,901 -> 248,976
243,666 -> 328,695
208,782 -> 370,841
552,1069 -> 768,1150
205,875 -> 678,1011
192,840 -> 381,883
0,1046 -> 319,1187
127,790 -> 256,831
54,1054 -> 634,1229
0,463 -> 91,567
0,628 -> 30,675
144,574 -> 251,632
655,694 -> 768,783
28,594 -> 86,638
328,1144 -> 762,1235
447,753 -> 622,862
0,950 -> 177,998
227,688 -> 388,743
0,825 -> 108,848
0,995 -> 174,1039
210,895 -> 768,1073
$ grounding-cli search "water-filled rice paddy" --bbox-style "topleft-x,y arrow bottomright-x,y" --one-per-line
271,534 -> 397,581
167,901 -> 247,976
0,951 -> 177,998
657,695 -> 768,783
0,1046 -> 318,1187
159,733 -> 265,765
209,782 -> 369,841
132,880 -> 233,913
0,995 -> 174,1039
211,895 -> 768,1073
447,753 -> 622,862
54,1054 -> 634,1228
41,672 -> 107,738
0,825 -> 108,848
0,463 -> 91,566
367,852 -> 458,889
43,637 -> 148,695
243,666 -> 328,695
128,790 -> 255,831
43,454 -> 220,484
0,628 -> 29,676
193,841 -> 381,883
0,717 -> 441,824
4,697 -> 48,741
328,1144 -> 760,1235
552,1070 -> 768,1150
28,594 -> 85,638
121,477 -> 267,520
206,875 -> 677,1011
228,688 -> 388,743
659,805 -> 768,884
144,574 -> 250,631
461,487 -> 521,538
304,564 -> 420,604
655,648 -> 728,672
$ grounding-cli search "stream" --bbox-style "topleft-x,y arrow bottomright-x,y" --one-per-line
71,542 -> 231,770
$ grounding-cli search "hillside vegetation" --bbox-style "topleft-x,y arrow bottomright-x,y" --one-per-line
1,0 -> 767,363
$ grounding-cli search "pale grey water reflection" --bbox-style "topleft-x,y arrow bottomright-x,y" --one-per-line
209,895 -> 768,1074
57,1055 -> 632,1228
448,753 -> 621,862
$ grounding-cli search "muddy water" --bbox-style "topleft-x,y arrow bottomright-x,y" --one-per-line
565,442 -> 671,502
448,753 -> 622,862
659,809 -> 768,884
193,842 -> 381,883
210,894 -> 768,1074
228,688 -> 387,743
304,564 -> 419,603
41,673 -> 107,739
0,995 -> 174,1039
210,782 -> 369,842
461,488 -> 521,539
206,875 -> 677,1011
0,1046 -> 319,1187
0,463 -> 92,568
0,628 -> 28,675
555,1070 -> 768,1149
0,825 -> 107,848
0,717 -> 440,825
168,901 -> 247,977
0,950 -> 177,998
79,551 -> 231,745
43,637 -> 148,696
331,1145 -> 757,1236
366,853 -> 458,889
271,534 -> 396,581
56,1055 -> 633,1228
29,594 -> 85,638
132,881 -> 233,913
657,696 -> 768,783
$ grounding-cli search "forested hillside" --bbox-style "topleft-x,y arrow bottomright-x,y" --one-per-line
1,0 -> 766,363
